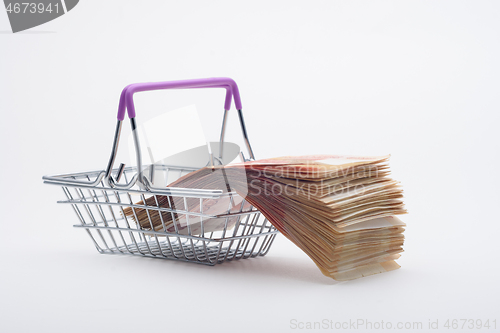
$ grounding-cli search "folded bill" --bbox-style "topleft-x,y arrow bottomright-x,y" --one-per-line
125,155 -> 407,281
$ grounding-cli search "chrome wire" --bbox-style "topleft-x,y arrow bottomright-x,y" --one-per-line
50,165 -> 277,265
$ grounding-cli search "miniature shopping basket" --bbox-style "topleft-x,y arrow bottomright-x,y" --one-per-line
43,78 -> 278,265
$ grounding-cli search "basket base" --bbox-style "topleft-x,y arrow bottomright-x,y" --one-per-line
95,235 -> 277,265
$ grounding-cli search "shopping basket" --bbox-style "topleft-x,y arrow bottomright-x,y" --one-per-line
43,78 -> 279,265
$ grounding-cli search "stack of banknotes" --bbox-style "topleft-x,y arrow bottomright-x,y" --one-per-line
128,155 -> 407,281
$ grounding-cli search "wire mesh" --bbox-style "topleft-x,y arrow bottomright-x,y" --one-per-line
50,165 -> 278,265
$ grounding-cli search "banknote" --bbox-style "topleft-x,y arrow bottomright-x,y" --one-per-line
125,155 -> 407,281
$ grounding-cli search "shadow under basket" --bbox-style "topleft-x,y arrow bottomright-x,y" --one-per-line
44,165 -> 279,265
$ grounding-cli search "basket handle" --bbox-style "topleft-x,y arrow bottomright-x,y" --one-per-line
105,77 -> 255,191
117,77 -> 242,120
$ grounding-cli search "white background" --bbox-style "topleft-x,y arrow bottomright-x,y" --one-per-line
1,1 -> 499,332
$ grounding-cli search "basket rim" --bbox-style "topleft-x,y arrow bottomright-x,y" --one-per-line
43,164 -> 227,199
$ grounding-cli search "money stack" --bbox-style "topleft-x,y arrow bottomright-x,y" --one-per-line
131,155 -> 407,281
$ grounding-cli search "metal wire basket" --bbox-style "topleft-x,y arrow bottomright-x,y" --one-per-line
43,78 -> 278,265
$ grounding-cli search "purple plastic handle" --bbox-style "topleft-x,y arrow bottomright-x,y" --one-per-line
117,84 -> 233,116
190,84 -> 233,112
117,78 -> 242,120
